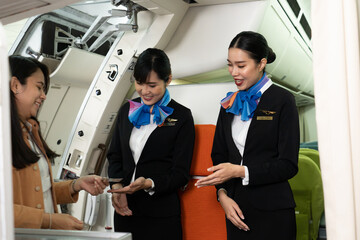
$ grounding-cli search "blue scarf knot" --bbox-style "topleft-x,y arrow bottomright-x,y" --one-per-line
220,73 -> 269,121
128,89 -> 174,128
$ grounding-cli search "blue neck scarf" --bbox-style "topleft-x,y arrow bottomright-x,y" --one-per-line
128,89 -> 174,129
220,73 -> 269,121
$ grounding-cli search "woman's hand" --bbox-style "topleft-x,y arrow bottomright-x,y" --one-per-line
51,213 -> 84,230
195,163 -> 244,187
72,175 -> 109,195
112,193 -> 133,216
218,192 -> 250,231
107,177 -> 152,194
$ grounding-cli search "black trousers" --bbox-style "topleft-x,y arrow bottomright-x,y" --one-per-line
114,213 -> 182,240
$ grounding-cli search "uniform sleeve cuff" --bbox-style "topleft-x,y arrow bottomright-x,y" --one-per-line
144,178 -> 155,195
242,165 -> 249,185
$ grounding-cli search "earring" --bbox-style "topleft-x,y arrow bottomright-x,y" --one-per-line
15,90 -> 19,94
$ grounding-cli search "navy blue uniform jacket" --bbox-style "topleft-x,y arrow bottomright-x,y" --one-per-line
107,98 -> 195,217
212,85 -> 300,210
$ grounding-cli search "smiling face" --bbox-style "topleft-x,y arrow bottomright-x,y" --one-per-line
11,68 -> 47,121
135,70 -> 171,106
227,48 -> 266,91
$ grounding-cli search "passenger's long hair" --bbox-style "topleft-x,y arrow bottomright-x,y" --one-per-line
9,55 -> 58,169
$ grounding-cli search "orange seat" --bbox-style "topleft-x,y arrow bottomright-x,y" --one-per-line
179,124 -> 227,240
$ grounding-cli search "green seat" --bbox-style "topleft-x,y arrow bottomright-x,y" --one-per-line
295,211 -> 310,240
299,148 -> 321,169
289,155 -> 324,240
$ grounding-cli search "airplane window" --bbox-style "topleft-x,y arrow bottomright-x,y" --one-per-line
286,0 -> 301,17
300,14 -> 311,40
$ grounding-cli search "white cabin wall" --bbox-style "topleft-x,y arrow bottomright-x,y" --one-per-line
164,1 -> 268,79
168,82 -> 235,124
3,19 -> 28,51
38,85 -> 89,176
299,104 -> 317,142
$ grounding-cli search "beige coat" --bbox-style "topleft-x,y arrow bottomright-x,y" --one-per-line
12,119 -> 78,228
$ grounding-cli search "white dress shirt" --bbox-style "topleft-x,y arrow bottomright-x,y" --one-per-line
231,79 -> 273,185
129,114 -> 156,194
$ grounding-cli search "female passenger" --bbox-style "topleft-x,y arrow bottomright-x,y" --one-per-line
107,48 -> 195,240
195,31 -> 299,239
10,55 -> 108,230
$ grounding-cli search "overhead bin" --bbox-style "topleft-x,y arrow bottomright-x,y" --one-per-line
258,0 -> 313,95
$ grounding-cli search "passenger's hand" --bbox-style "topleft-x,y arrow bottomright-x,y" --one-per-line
51,213 -> 84,230
219,193 -> 250,231
107,177 -> 152,194
195,163 -> 244,187
74,175 -> 109,195
112,192 -> 133,216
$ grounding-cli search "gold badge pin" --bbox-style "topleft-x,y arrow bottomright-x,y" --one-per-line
260,110 -> 276,115
257,116 -> 273,120
167,118 -> 178,122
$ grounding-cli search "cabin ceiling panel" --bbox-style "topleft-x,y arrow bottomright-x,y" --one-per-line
0,0 -> 47,19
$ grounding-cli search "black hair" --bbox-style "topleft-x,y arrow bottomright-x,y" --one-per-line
133,48 -> 171,84
229,31 -> 276,64
9,55 -> 50,94
9,55 -> 58,169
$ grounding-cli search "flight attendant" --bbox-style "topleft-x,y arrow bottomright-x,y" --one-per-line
9,55 -> 108,229
107,48 -> 195,240
195,31 -> 299,239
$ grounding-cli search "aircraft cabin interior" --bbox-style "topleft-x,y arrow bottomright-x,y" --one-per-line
0,0 -> 329,239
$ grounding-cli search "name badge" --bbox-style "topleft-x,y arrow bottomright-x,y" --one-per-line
257,116 -> 273,120
163,122 -> 176,126
162,118 -> 178,126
